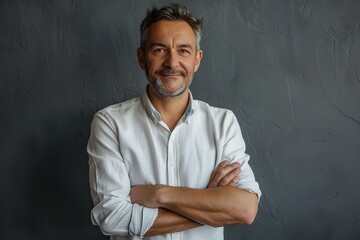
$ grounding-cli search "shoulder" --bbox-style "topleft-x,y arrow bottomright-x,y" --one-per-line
193,99 -> 236,119
92,97 -> 143,126
192,99 -> 241,134
97,97 -> 142,116
99,97 -> 142,114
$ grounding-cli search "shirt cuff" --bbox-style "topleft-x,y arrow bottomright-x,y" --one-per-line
129,204 -> 158,237
236,182 -> 262,202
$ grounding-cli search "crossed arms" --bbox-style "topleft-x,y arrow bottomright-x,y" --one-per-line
88,111 -> 260,237
130,160 -> 259,236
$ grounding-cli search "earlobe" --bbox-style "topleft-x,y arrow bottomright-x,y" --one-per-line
137,48 -> 145,70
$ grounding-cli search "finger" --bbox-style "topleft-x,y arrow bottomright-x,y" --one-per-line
228,176 -> 240,187
218,169 -> 240,186
213,162 -> 239,181
208,160 -> 229,187
211,162 -> 240,187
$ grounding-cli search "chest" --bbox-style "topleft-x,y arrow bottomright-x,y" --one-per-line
119,122 -> 224,188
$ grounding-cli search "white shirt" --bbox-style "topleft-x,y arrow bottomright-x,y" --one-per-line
87,90 -> 261,240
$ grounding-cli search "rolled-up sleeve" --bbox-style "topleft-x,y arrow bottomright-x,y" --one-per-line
88,112 -> 158,237
221,111 -> 262,200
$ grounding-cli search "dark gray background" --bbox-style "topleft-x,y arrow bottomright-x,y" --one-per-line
1,0 -> 359,239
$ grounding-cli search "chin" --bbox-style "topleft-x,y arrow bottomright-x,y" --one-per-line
156,86 -> 187,98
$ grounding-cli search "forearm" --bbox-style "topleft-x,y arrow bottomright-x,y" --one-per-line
145,208 -> 201,236
130,160 -> 259,231
156,186 -> 258,227
131,184 -> 258,228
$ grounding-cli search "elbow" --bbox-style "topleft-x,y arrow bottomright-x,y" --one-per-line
95,220 -> 113,236
97,219 -> 127,236
206,207 -> 258,228
235,203 -> 258,225
98,223 -> 115,236
240,209 -> 257,225
234,191 -> 259,225
91,210 -> 129,236
230,193 -> 259,225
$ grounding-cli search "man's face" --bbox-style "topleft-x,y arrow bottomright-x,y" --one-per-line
137,20 -> 202,98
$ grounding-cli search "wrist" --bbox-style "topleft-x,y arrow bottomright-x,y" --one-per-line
156,185 -> 174,208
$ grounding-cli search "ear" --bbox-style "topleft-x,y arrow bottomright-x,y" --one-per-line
137,47 -> 145,70
194,50 -> 203,72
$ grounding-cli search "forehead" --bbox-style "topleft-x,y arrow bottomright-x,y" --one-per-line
145,20 -> 196,47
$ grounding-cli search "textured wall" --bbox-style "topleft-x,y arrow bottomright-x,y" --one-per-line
1,0 -> 359,239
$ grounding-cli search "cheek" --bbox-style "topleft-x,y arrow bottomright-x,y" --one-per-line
182,61 -> 197,73
145,62 -> 162,80
146,58 -> 163,71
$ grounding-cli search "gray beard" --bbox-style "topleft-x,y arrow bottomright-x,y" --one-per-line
150,79 -> 187,98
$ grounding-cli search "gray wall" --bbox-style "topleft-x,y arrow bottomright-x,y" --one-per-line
1,0 -> 359,239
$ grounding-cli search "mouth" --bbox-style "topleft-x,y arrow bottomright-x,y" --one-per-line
158,68 -> 185,77
161,73 -> 181,77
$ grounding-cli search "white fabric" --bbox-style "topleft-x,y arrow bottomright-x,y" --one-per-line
87,90 -> 261,240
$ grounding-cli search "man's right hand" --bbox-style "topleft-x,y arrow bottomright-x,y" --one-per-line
207,160 -> 240,188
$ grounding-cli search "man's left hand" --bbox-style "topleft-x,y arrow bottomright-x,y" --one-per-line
207,160 -> 240,188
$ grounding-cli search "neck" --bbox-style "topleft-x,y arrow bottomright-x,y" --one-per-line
148,86 -> 190,131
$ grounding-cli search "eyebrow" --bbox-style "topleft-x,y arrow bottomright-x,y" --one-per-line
149,42 -> 167,48
149,42 -> 194,50
178,44 -> 193,50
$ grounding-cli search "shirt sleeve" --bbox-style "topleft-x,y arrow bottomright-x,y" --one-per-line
87,112 -> 158,237
220,110 -> 262,200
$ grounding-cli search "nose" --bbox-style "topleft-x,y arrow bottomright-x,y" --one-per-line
163,50 -> 179,69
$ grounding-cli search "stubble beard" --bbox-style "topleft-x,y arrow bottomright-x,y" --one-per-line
151,78 -> 187,98
148,67 -> 192,98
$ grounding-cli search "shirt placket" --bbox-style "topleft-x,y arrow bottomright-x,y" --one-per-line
167,128 -> 182,240
167,127 -> 179,187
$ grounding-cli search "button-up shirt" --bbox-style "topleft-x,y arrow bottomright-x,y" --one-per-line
87,90 -> 261,240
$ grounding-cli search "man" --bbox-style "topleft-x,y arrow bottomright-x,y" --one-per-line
88,4 -> 261,240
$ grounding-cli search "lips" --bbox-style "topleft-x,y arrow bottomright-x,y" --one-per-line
158,68 -> 185,76
162,74 -> 180,77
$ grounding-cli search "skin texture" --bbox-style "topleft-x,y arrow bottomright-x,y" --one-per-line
208,160 -> 241,188
133,20 -> 259,236
137,20 -> 202,99
131,161 -> 245,236
137,20 -> 202,131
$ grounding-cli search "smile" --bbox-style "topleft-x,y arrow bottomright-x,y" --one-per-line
162,73 -> 181,76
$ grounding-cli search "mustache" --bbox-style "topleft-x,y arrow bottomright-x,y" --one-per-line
157,68 -> 186,76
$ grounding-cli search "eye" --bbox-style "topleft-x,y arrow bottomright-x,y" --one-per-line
179,49 -> 191,56
153,48 -> 166,55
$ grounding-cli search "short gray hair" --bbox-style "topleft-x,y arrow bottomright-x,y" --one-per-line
140,4 -> 203,50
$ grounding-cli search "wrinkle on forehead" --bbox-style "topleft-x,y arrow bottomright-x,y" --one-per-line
144,20 -> 197,50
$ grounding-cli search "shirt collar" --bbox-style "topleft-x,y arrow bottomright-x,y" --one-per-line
141,87 -> 195,124
183,92 -> 194,122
